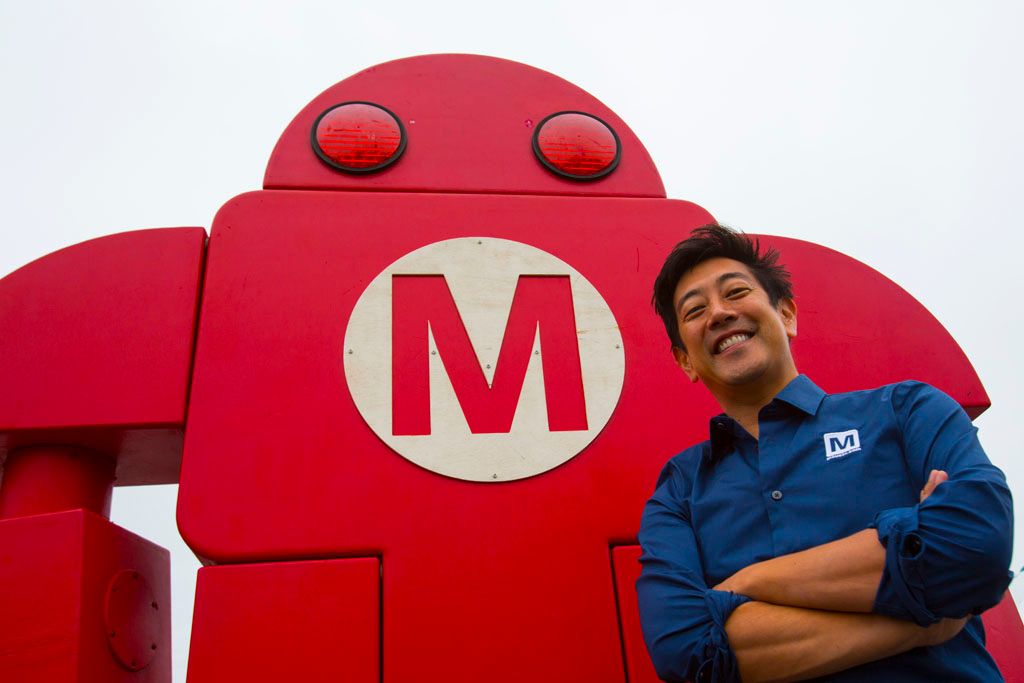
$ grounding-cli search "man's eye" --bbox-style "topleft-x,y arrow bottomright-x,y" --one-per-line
684,305 -> 705,321
726,287 -> 751,299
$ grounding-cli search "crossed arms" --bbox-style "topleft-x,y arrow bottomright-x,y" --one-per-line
713,495 -> 965,682
637,384 -> 1013,682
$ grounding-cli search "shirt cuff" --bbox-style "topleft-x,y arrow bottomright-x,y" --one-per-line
693,589 -> 750,683
871,506 -> 939,626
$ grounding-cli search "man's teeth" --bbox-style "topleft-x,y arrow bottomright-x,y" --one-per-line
717,333 -> 751,353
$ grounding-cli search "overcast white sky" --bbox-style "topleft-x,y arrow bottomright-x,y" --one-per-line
2,1 -> 1021,680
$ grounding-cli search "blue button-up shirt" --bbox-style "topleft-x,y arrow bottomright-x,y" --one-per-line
638,376 -> 1013,682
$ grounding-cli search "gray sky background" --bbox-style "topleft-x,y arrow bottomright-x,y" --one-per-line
1,2 -> 1021,680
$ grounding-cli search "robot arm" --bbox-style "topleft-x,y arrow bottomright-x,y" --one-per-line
0,227 -> 205,682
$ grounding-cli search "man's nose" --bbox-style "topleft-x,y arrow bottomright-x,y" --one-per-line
707,297 -> 737,328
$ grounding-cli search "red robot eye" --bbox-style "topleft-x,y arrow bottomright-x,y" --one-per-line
532,111 -> 621,180
311,102 -> 406,173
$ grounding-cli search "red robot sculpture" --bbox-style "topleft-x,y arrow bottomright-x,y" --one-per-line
0,55 -> 1021,683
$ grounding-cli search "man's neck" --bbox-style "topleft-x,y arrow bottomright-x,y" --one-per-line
715,371 -> 799,440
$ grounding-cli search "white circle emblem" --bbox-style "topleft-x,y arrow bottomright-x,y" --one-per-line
343,237 -> 624,482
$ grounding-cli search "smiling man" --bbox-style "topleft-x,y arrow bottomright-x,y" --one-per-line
637,225 -> 1014,682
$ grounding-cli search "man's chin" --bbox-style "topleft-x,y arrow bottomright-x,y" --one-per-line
709,365 -> 779,394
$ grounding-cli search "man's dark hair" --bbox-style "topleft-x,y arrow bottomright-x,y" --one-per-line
652,224 -> 794,349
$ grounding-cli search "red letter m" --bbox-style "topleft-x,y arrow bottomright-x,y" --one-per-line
391,275 -> 588,435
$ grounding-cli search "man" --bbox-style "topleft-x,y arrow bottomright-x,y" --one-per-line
637,225 -> 1013,682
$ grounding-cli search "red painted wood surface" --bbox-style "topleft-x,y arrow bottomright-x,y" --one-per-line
264,54 -> 665,198
0,54 -> 1016,683
186,559 -> 379,683
613,545 -> 660,683
0,228 -> 206,485
984,592 -> 1024,683
391,274 -> 587,435
0,446 -> 115,520
178,189 -> 989,681
0,510 -> 170,683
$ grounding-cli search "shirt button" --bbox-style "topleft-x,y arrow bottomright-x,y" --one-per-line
771,490 -> 783,501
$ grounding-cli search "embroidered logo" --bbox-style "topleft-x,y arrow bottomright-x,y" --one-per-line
823,429 -> 861,460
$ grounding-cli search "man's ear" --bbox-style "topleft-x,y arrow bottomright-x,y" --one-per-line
672,346 -> 700,383
778,297 -> 797,340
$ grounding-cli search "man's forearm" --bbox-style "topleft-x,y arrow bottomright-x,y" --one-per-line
717,529 -> 885,613
725,600 -> 964,683
716,472 -> 956,614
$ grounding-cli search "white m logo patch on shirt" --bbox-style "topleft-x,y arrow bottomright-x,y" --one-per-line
824,429 -> 861,460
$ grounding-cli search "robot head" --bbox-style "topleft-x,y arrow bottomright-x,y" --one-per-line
264,54 -> 666,197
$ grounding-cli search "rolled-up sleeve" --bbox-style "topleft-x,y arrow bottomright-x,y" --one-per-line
871,382 -> 1014,625
638,460 -> 749,682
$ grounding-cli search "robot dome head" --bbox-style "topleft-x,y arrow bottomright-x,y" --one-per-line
264,54 -> 666,197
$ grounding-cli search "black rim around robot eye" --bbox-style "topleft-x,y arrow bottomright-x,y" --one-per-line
310,101 -> 408,174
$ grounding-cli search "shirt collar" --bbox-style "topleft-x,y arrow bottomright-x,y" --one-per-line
705,375 -> 826,464
772,374 -> 826,417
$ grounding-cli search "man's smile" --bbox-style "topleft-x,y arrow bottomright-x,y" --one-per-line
714,331 -> 754,355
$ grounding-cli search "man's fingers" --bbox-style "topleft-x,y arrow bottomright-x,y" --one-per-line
919,469 -> 949,502
920,471 -> 937,501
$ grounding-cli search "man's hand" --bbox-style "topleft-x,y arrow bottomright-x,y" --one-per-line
712,463 -> 982,682
920,469 -> 948,502
919,616 -> 969,647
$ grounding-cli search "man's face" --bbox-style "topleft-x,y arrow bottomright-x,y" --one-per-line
671,257 -> 798,396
